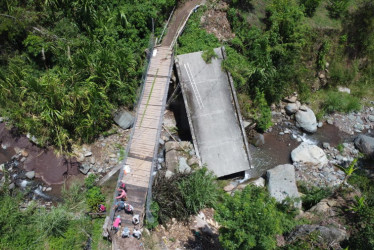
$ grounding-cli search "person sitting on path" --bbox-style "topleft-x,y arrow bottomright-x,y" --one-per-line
112,215 -> 121,233
132,214 -> 140,225
116,188 -> 127,200
124,203 -> 134,214
133,227 -> 142,239
121,227 -> 130,238
119,180 -> 127,192
98,204 -> 106,213
114,200 -> 126,212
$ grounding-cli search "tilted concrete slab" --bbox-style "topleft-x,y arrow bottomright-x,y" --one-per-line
176,47 -> 251,177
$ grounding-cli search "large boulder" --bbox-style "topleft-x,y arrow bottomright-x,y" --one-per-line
266,164 -> 301,208
286,225 -> 347,247
291,142 -> 328,168
285,103 -> 299,115
354,134 -> 374,157
113,110 -> 134,130
295,107 -> 318,133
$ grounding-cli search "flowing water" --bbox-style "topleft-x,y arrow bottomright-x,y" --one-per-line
249,123 -> 355,177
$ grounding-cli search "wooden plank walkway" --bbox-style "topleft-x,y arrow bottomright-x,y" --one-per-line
111,46 -> 173,250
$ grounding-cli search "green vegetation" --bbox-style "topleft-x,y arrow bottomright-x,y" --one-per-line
327,0 -> 350,18
0,176 -> 108,249
322,91 -> 361,114
347,171 -> 374,248
152,167 -> 219,224
0,0 -> 175,151
215,185 -> 298,249
201,48 -> 218,64
298,182 -> 332,210
299,0 -> 322,17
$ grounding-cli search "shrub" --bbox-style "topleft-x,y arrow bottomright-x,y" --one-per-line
35,206 -> 70,237
322,91 -> 361,114
300,0 -> 322,17
201,48 -> 217,64
252,89 -> 273,132
215,185 -> 297,250
298,182 -> 332,210
86,187 -> 105,211
62,182 -> 84,208
152,168 -> 219,224
178,167 -> 219,214
84,174 -> 98,190
327,0 -> 349,18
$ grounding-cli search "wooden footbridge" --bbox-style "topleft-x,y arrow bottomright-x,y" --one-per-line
107,1 -> 202,249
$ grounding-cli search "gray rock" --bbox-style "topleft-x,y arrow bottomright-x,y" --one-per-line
267,164 -> 301,208
243,120 -> 251,128
165,141 -> 179,152
337,86 -> 351,94
327,118 -> 334,125
251,133 -> 265,147
178,157 -> 191,173
79,163 -> 91,175
165,170 -> 174,179
284,96 -> 297,103
285,103 -> 299,115
354,124 -> 364,131
287,225 -> 347,246
46,187 -> 52,192
224,183 -> 235,192
25,171 -> 35,179
317,122 -> 323,128
159,138 -> 165,145
187,156 -> 199,166
8,183 -> 15,190
84,151 -> 92,157
368,115 -> 374,122
291,142 -> 328,168
295,107 -> 318,133
113,110 -> 134,129
165,149 -> 178,172
354,134 -> 374,157
322,142 -> 330,149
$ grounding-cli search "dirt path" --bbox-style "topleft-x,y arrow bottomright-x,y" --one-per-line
161,0 -> 203,47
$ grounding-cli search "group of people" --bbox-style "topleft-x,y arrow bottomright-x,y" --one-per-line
112,180 -> 142,239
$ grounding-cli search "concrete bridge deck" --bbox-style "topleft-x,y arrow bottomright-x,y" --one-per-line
176,47 -> 251,177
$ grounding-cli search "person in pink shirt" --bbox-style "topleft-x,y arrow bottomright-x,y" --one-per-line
112,215 -> 121,233
115,188 -> 127,200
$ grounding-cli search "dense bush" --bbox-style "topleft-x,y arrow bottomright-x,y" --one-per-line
322,91 -> 361,114
298,182 -> 332,210
299,0 -> 321,17
348,172 -> 374,248
86,187 -> 105,211
0,0 -> 175,151
152,168 -> 219,224
327,0 -> 350,18
215,185 -> 297,249
177,7 -> 220,54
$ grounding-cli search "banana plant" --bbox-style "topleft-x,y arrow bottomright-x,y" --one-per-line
335,158 -> 358,190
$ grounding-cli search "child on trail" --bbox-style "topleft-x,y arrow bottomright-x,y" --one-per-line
112,215 -> 121,233
116,188 -> 127,200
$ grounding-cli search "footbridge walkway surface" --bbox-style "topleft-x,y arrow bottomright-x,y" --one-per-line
107,1 -> 202,249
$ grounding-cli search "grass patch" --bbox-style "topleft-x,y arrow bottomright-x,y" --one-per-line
322,90 -> 361,113
298,182 -> 333,210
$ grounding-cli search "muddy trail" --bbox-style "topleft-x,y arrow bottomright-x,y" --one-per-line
161,0 -> 202,47
0,123 -> 79,185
